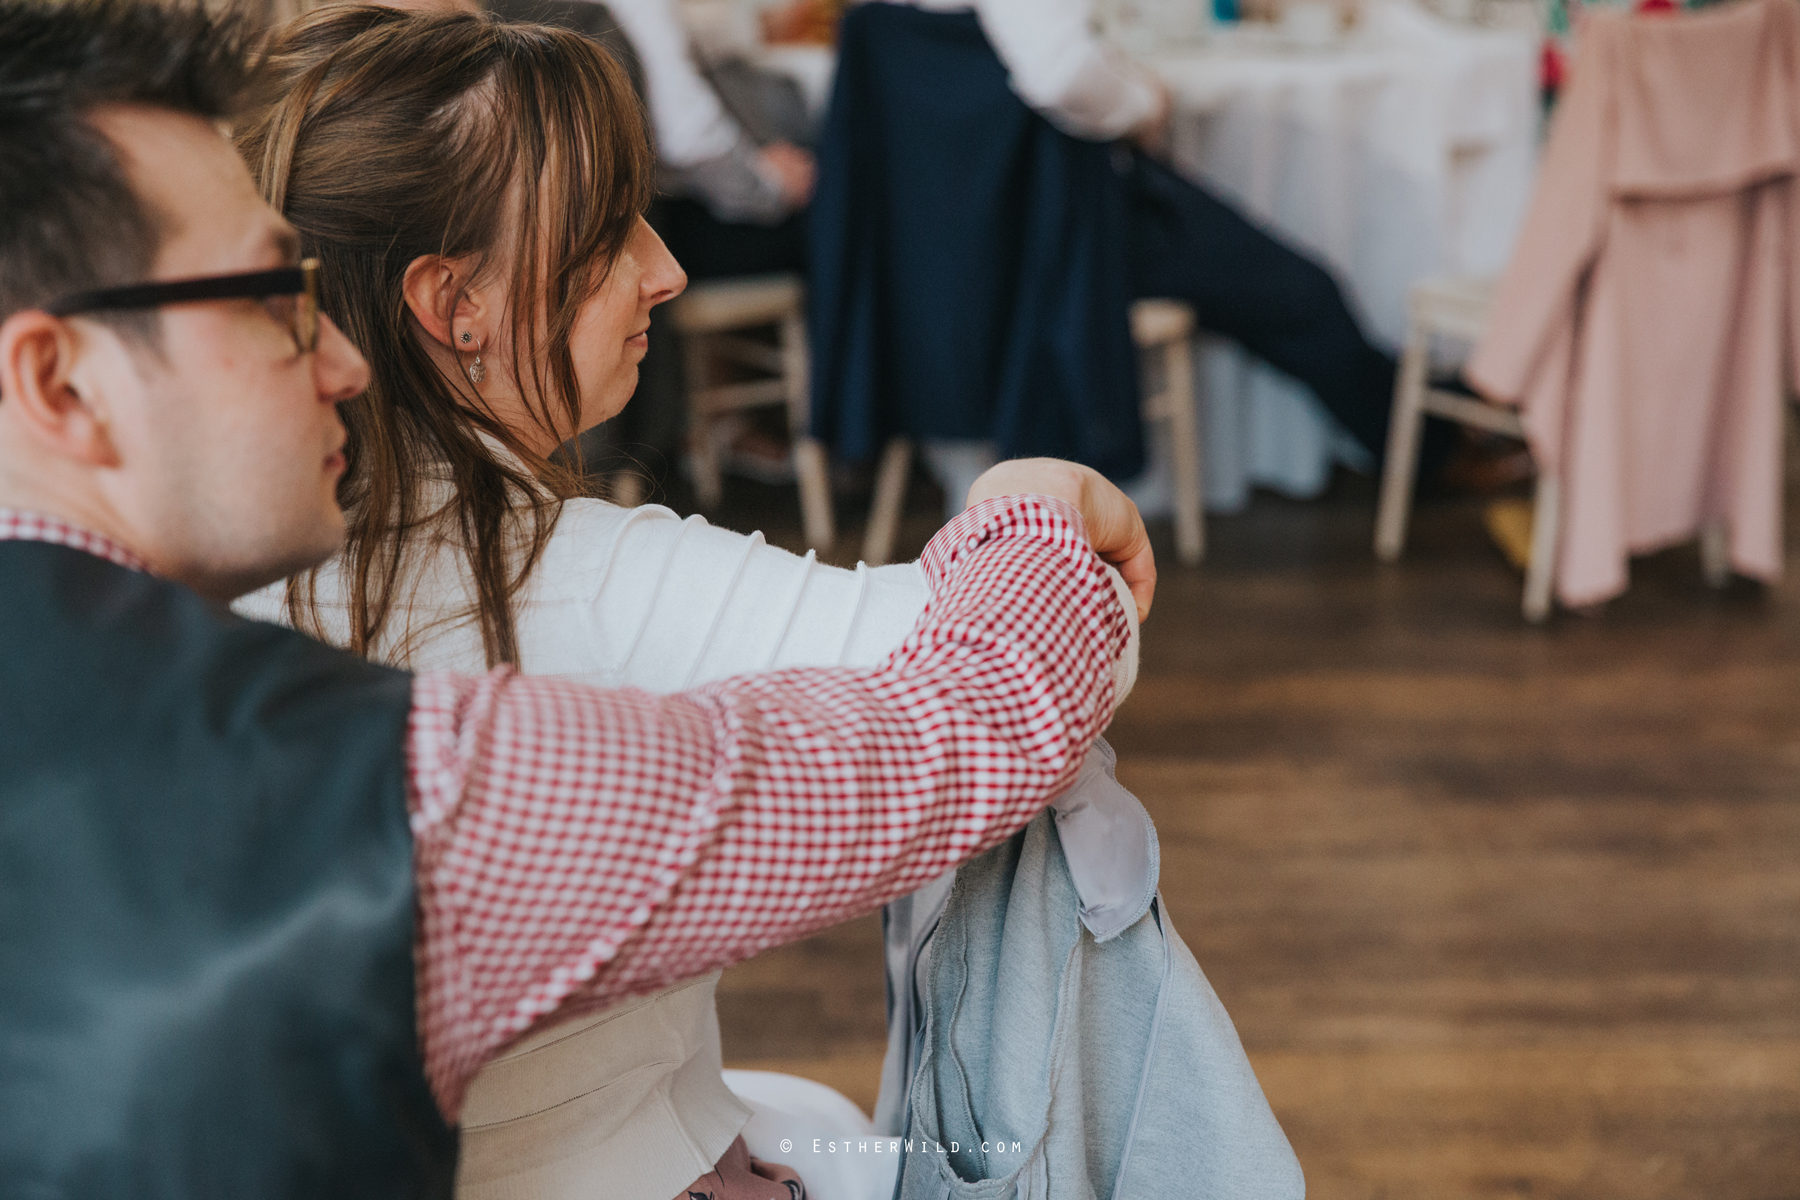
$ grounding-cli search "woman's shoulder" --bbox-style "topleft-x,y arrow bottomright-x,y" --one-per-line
234,579 -> 289,626
534,497 -> 677,590
537,497 -> 803,591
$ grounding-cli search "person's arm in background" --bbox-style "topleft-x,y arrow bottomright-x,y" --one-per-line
603,0 -> 813,222
973,0 -> 1171,151
408,480 -> 1148,1118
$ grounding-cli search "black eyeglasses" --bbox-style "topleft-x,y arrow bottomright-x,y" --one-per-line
46,258 -> 321,355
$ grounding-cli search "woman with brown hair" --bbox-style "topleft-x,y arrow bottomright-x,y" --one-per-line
232,7 -> 1151,1200
236,2 -> 671,671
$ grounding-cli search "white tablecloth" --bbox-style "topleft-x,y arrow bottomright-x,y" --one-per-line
1132,1 -> 1538,512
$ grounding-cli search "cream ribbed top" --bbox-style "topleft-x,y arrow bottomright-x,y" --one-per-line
238,490 -> 931,1200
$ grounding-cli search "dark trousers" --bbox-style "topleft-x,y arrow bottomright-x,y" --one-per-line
1128,154 -> 1453,476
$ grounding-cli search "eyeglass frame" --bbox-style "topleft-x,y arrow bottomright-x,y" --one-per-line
45,258 -> 321,355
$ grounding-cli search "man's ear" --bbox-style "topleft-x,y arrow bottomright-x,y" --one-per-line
0,311 -> 120,468
402,254 -> 491,350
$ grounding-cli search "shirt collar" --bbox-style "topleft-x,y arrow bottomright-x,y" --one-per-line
0,508 -> 152,574
420,431 -> 549,489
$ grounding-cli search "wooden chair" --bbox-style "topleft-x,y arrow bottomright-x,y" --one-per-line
1373,277 -> 1731,622
1132,299 -> 1206,568
859,298 -> 1207,567
1373,278 -> 1555,621
667,273 -> 835,551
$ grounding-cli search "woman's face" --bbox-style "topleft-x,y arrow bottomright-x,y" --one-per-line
568,217 -> 685,433
407,213 -> 684,458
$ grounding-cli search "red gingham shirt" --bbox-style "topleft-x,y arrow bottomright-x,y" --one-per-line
0,498 -> 1128,1118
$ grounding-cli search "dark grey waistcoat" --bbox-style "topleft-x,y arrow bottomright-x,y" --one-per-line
0,541 -> 455,1199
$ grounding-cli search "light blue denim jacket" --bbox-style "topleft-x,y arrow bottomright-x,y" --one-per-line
877,740 -> 1305,1200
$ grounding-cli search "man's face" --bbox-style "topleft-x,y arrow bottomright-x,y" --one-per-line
83,105 -> 369,600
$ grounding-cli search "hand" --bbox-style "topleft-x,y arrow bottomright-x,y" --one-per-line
758,142 -> 816,212
1128,77 -> 1173,159
966,458 -> 1156,622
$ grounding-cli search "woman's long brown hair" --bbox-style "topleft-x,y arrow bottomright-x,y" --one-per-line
235,5 -> 652,666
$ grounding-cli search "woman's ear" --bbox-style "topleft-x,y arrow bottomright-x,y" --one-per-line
402,254 -> 491,349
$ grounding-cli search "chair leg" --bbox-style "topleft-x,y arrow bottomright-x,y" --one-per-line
780,308 -> 811,432
862,438 -> 912,566
1522,471 -> 1559,623
610,471 -> 646,509
793,438 -> 835,552
1700,521 -> 1731,588
780,308 -> 835,551
685,336 -> 724,510
1373,319 -> 1432,562
1159,335 -> 1205,566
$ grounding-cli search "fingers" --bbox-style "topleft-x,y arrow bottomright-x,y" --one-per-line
759,143 -> 817,210
965,458 -> 1085,512
1129,76 -> 1174,159
1107,516 -> 1157,624
966,458 -> 1156,623
1085,479 -> 1154,622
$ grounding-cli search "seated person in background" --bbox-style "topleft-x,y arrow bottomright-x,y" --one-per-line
234,7 -> 1151,1199
489,0 -> 816,271
0,1 -> 1145,1194
612,0 -> 815,275
812,0 -> 1477,511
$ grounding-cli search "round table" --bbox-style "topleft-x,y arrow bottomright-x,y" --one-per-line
1133,0 -> 1539,512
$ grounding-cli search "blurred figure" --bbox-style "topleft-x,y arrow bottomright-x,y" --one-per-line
811,0 -> 1458,514
500,0 -> 816,271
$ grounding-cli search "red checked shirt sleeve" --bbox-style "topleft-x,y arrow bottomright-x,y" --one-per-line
404,495 -> 1129,1117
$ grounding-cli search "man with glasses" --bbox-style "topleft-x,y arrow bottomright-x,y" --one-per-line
0,1 -> 1151,1195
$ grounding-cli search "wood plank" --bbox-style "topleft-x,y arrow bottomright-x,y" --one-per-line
709,448 -> 1800,1196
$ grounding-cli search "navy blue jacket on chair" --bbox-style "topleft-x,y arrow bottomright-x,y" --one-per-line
808,2 -> 1145,479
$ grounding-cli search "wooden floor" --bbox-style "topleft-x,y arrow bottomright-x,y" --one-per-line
700,459 -> 1800,1199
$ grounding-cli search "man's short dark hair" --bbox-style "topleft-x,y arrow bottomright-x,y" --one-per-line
0,0 -> 255,343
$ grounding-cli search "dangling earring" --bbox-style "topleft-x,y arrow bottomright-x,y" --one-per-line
460,330 -> 486,385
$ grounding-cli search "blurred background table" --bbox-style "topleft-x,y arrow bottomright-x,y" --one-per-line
1132,0 -> 1538,513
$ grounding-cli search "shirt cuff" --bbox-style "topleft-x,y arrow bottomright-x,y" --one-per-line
1034,46 -> 1163,142
1102,563 -> 1140,706
919,493 -> 1133,684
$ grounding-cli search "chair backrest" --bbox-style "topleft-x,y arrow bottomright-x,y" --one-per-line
1472,0 -> 1800,410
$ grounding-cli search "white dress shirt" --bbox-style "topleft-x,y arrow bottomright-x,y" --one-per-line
890,0 -> 1162,140
605,0 -> 791,222
608,0 -> 740,167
